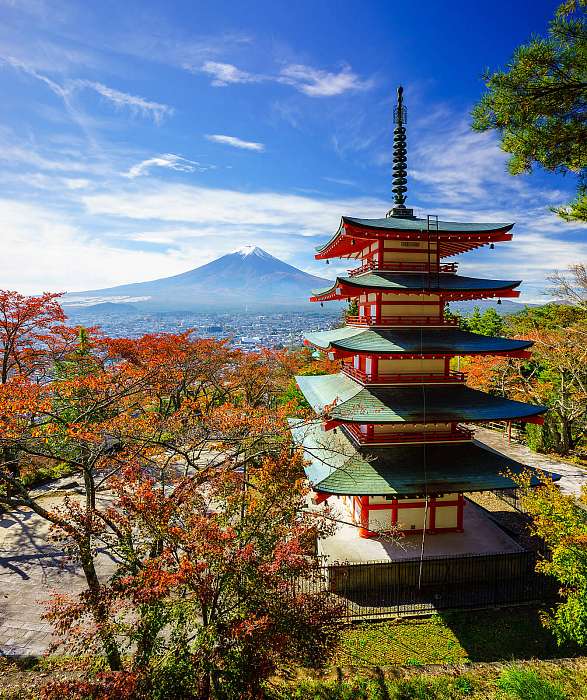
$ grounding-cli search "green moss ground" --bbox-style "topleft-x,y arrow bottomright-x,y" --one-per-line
335,607 -> 583,667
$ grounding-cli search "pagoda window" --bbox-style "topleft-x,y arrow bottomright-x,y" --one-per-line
353,354 -> 360,369
378,357 -> 445,375
365,357 -> 373,377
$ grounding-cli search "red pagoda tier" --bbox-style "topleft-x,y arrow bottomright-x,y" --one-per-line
292,87 -> 554,540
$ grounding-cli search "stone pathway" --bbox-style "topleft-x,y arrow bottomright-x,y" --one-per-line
0,489 -> 116,657
473,426 -> 587,496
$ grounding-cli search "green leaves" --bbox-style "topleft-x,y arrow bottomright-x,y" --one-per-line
472,3 -> 587,221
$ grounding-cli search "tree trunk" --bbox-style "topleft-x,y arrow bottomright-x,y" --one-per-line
79,539 -> 122,671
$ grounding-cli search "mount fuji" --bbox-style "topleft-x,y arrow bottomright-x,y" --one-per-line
63,246 -> 333,312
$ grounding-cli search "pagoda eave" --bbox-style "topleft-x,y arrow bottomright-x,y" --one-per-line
295,373 -> 547,425
303,327 -> 534,357
311,285 -> 520,303
290,419 -> 558,497
315,218 -> 514,260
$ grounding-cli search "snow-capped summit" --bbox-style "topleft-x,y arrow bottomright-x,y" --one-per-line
63,246 -> 333,311
234,244 -> 269,257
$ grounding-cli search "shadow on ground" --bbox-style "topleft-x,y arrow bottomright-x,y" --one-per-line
440,607 -> 584,662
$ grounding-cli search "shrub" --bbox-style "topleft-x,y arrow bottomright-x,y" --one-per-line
496,666 -> 566,700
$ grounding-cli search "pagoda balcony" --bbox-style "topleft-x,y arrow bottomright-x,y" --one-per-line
348,260 -> 459,277
346,314 -> 459,327
342,366 -> 466,385
344,423 -> 474,445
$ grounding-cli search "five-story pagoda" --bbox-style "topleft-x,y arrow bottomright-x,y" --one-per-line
292,87 -> 548,544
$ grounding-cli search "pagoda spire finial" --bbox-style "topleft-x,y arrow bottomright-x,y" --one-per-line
387,85 -> 414,218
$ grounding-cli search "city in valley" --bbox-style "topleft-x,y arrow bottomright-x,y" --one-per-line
65,308 -> 340,350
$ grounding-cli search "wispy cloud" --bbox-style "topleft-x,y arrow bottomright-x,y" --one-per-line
200,60 -> 263,86
1,57 -> 173,124
279,64 -> 372,97
205,134 -> 265,151
74,80 -> 173,124
198,59 -> 372,97
124,153 -> 210,178
323,176 -> 358,187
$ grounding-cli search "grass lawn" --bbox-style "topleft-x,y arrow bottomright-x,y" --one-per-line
334,606 -> 584,667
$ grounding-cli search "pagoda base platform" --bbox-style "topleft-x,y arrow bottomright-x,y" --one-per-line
317,497 -> 521,564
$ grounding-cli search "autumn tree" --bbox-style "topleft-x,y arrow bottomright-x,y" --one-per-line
548,262 -> 587,309
514,471 -> 587,646
472,1 -> 587,222
0,290 -> 70,384
0,291 -> 76,492
0,324 -> 343,697
464,302 -> 587,455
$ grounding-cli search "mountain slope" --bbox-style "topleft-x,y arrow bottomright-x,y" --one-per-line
63,246 -> 332,311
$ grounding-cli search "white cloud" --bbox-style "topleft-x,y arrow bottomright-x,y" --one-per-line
124,153 -> 209,178
279,64 -> 372,97
81,181 -> 385,233
0,199 -> 186,294
200,61 -> 262,87
205,134 -> 265,151
199,59 -> 372,97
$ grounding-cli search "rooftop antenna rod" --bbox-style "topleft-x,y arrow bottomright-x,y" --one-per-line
387,86 -> 414,219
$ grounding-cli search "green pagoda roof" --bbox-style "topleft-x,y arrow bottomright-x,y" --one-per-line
316,216 -> 514,254
304,326 -> 533,356
312,272 -> 520,298
295,373 -> 547,424
290,419 -> 558,496
343,216 -> 513,233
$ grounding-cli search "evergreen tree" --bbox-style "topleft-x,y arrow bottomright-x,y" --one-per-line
472,1 -> 587,222
462,306 -> 505,336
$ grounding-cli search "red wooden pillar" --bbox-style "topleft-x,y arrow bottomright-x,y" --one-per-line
456,494 -> 464,532
376,292 -> 382,324
391,498 -> 398,526
359,495 -> 373,538
428,497 -> 436,533
373,357 -> 379,382
313,492 -> 330,505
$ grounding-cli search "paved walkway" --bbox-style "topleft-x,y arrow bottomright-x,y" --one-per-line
473,426 -> 587,496
0,486 -> 116,657
319,497 -> 523,564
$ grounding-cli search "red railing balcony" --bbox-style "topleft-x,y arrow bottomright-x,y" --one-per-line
346,315 -> 459,327
348,260 -> 458,277
344,423 -> 474,445
342,365 -> 466,384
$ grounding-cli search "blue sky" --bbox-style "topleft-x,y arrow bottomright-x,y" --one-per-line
0,0 -> 585,302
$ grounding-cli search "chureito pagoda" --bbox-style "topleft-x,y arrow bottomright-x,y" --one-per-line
291,86 -> 558,562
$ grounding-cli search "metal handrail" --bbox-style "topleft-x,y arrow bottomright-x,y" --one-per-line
344,423 -> 474,445
346,315 -> 459,327
342,366 -> 465,384
348,260 -> 458,277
